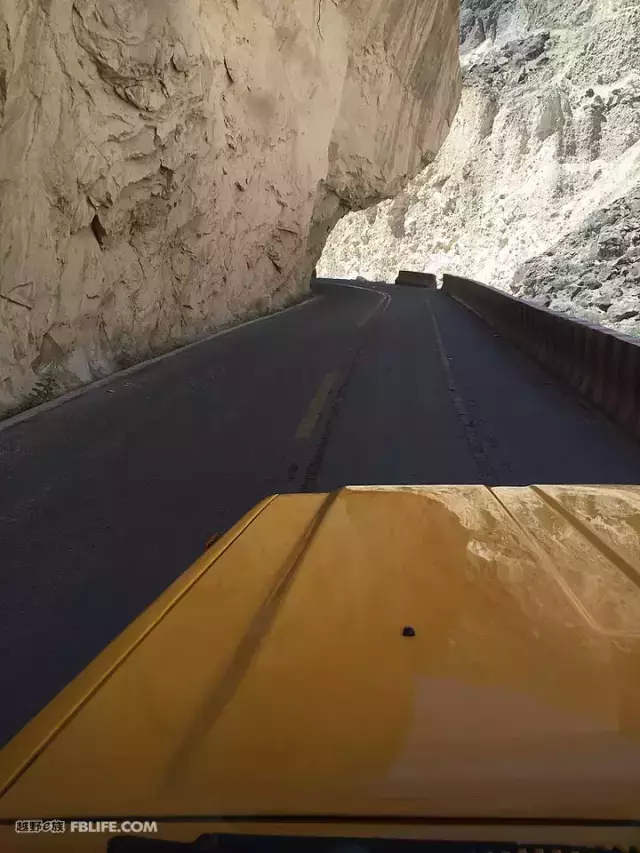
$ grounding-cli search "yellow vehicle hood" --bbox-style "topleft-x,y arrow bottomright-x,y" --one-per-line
2,485 -> 640,828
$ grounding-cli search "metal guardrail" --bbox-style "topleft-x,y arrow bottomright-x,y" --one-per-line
442,273 -> 640,441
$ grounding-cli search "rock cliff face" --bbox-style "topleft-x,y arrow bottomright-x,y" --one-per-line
320,0 -> 640,335
0,0 -> 460,414
511,187 -> 640,326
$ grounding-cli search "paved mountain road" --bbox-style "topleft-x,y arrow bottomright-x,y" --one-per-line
2,279 -> 640,746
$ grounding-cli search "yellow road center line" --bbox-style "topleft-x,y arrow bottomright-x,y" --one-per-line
295,372 -> 337,440
357,292 -> 388,328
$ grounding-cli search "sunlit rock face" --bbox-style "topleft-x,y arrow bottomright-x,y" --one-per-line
320,0 -> 640,336
0,0 -> 460,414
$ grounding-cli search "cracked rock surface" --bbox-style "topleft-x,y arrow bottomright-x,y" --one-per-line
320,0 -> 640,336
511,188 -> 640,334
0,0 -> 460,414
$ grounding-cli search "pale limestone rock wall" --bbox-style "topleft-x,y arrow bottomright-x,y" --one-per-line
0,0 -> 461,414
320,0 -> 640,334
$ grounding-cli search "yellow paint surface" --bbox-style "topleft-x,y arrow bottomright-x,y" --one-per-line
1,485 -> 640,847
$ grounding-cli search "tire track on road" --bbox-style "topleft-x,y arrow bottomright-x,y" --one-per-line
425,295 -> 497,485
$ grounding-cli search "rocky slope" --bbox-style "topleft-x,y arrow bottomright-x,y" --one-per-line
511,187 -> 640,328
0,0 -> 460,415
319,0 -> 640,336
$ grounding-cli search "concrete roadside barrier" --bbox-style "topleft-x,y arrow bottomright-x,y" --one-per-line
395,270 -> 437,289
443,273 -> 640,441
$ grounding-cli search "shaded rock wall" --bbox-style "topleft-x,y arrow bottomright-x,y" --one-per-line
0,0 -> 460,414
319,0 -> 640,335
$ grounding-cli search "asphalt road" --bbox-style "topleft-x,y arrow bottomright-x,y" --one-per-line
2,278 -> 640,746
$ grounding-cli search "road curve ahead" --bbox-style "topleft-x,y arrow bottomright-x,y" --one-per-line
2,278 -> 640,746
